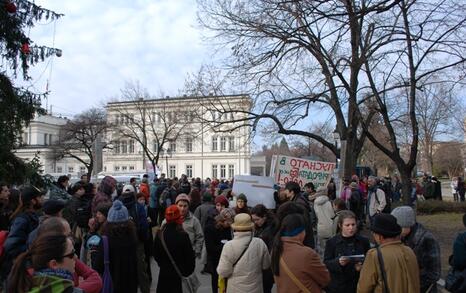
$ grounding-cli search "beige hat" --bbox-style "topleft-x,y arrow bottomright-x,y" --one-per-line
231,213 -> 254,231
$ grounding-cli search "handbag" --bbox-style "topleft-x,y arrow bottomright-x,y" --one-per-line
102,235 -> 113,293
280,257 -> 311,293
159,230 -> 200,293
376,246 -> 390,293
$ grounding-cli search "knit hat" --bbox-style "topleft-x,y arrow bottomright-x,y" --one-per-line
202,192 -> 213,202
175,193 -> 190,204
215,208 -> 236,222
165,205 -> 183,224
371,214 -> 402,237
236,193 -> 247,202
21,185 -> 45,203
350,182 -> 358,189
391,206 -> 416,228
215,195 -> 229,208
231,213 -> 254,231
122,185 -> 135,193
42,199 -> 66,216
107,200 -> 129,223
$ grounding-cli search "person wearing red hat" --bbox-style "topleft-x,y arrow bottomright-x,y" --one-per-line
215,195 -> 229,212
154,205 -> 196,293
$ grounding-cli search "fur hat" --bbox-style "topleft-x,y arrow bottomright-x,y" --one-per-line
231,213 -> 254,231
107,200 -> 129,223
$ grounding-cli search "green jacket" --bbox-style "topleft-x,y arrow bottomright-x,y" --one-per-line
29,275 -> 82,293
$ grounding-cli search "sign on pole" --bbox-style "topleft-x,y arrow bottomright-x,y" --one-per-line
233,175 -> 276,209
274,155 -> 336,188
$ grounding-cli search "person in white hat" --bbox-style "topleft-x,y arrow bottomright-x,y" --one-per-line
217,213 -> 270,293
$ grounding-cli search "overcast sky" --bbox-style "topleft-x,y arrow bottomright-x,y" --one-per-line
22,0 -> 213,118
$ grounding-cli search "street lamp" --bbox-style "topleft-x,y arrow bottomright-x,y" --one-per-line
332,128 -> 346,194
162,147 -> 172,177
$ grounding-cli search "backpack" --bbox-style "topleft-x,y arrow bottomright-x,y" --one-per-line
374,188 -> 391,213
75,197 -> 92,229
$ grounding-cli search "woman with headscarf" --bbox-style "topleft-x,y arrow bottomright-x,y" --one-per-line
234,193 -> 250,214
204,208 -> 235,293
154,205 -> 196,293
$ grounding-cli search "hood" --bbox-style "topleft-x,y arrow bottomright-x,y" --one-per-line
314,195 -> 330,206
98,176 -> 117,196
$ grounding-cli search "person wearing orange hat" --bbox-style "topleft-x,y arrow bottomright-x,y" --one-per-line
154,205 -> 196,293
161,194 -> 204,259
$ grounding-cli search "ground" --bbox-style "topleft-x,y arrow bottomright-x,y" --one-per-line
417,213 -> 464,278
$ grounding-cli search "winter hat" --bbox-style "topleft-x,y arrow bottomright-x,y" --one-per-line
371,214 -> 402,237
107,200 -> 129,223
96,202 -> 112,218
350,182 -> 359,189
215,208 -> 236,222
236,193 -> 247,202
175,193 -> 190,204
231,213 -> 254,231
202,192 -> 213,202
165,205 -> 183,224
21,185 -> 45,203
215,195 -> 229,208
391,206 -> 416,228
122,185 -> 135,193
42,199 -> 66,216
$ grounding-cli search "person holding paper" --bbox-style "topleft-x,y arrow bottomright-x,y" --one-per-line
324,210 -> 370,293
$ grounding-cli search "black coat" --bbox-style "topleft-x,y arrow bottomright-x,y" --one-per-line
254,217 -> 277,250
154,223 -> 195,293
204,220 -> 232,273
324,234 -> 370,293
95,228 -> 139,293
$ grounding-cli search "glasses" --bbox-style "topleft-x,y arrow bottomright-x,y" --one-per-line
61,249 -> 76,259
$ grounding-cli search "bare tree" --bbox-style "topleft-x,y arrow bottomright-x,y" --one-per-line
195,0 -> 466,201
433,142 -> 465,178
54,108 -> 108,179
108,82 -> 197,174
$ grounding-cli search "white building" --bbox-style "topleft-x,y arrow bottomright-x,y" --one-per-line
103,95 -> 253,179
14,114 -> 91,178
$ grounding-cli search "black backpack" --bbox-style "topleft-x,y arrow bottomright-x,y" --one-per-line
75,197 -> 92,229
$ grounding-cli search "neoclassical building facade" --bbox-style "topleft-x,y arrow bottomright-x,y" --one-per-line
103,94 -> 253,179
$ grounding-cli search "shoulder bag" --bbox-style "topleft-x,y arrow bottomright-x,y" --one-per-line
280,257 -> 311,293
218,234 -> 253,293
376,246 -> 390,293
159,230 -> 200,293
102,235 -> 113,293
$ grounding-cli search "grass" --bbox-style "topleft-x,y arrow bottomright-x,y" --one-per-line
417,213 -> 464,278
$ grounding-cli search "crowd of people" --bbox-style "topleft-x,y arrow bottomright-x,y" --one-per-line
0,172 -> 464,293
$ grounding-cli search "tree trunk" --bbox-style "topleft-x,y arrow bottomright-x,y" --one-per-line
399,167 -> 413,204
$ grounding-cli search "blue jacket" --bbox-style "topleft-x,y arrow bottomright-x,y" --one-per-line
4,211 -> 39,258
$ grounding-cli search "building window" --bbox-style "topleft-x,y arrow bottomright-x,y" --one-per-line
186,165 -> 193,178
56,166 -> 62,173
229,136 -> 235,152
44,133 -> 48,145
129,140 -> 135,153
220,165 -> 226,178
104,166 -> 107,172
68,167 -> 74,173
212,137 -> 218,151
169,165 -> 176,178
23,132 -> 28,145
153,139 -> 158,153
122,166 -> 127,171
114,141 -> 120,154
114,166 -> 120,171
212,165 -> 218,179
169,141 -> 176,153
121,141 -> 127,154
189,111 -> 195,122
228,165 -> 235,178
220,137 -> 227,151
80,166 -> 86,173
185,137 -> 193,152
49,134 -> 52,145
129,166 -> 135,171
157,113 -> 162,123
230,112 -> 234,120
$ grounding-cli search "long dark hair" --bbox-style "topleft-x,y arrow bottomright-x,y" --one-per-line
104,220 -> 138,240
8,234 -> 69,293
271,214 -> 305,276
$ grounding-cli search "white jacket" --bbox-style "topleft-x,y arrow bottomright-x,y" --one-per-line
217,231 -> 271,293
314,195 -> 335,239
368,188 -> 386,217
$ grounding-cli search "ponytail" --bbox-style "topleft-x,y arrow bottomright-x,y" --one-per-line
8,250 -> 33,293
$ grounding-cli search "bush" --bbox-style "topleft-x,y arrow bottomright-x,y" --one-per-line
416,200 -> 466,215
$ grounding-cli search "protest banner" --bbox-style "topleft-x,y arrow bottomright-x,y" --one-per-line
274,155 -> 336,188
232,175 -> 276,209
